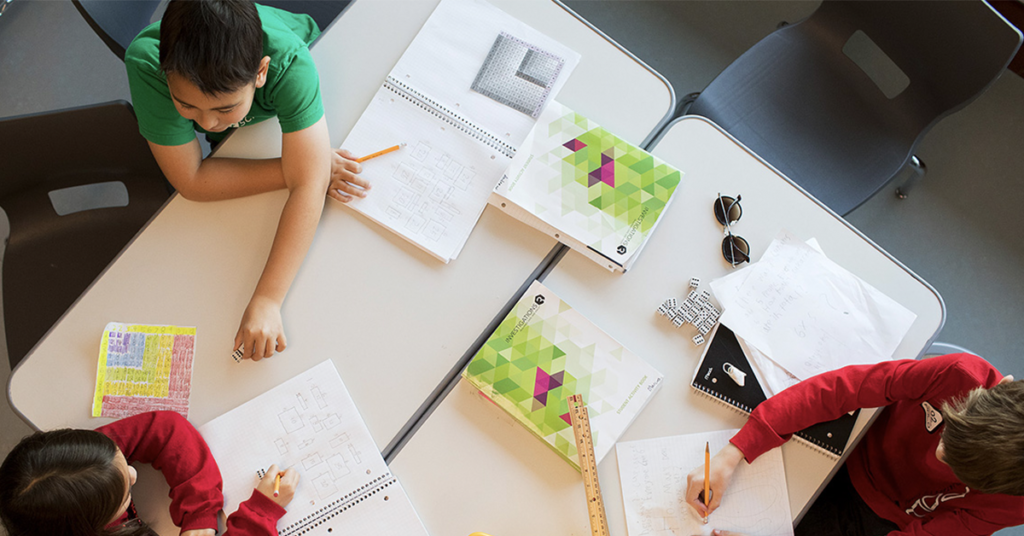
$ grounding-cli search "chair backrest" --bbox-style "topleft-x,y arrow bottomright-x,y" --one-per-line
0,101 -> 173,369
72,0 -> 351,61
71,0 -> 163,61
808,0 -> 1023,133
686,0 -> 1021,215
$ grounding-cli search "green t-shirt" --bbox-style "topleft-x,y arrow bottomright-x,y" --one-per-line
125,3 -> 324,145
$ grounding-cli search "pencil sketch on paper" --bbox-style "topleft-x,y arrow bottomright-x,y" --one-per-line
617,429 -> 794,536
383,140 -> 474,244
256,384 -> 369,507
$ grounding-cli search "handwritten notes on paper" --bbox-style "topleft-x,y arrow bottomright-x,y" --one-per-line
711,231 -> 916,381
92,323 -> 196,419
617,429 -> 793,536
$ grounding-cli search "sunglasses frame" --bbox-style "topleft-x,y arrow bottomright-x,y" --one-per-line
714,194 -> 750,266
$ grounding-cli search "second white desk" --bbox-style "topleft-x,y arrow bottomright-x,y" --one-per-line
389,117 -> 945,535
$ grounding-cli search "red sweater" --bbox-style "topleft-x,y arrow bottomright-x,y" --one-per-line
730,354 -> 1024,536
98,411 -> 285,534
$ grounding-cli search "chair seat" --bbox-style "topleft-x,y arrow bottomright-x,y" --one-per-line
0,102 -> 172,369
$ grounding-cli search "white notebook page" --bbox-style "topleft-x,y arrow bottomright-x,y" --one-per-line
617,429 -> 793,536
198,361 -> 427,536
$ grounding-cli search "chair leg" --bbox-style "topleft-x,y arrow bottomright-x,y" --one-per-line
895,155 -> 927,199
674,92 -> 701,119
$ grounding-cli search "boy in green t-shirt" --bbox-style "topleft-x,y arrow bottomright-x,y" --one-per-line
126,0 -> 369,361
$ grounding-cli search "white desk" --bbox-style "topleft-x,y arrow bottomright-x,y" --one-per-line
7,1 -> 671,533
389,117 -> 945,536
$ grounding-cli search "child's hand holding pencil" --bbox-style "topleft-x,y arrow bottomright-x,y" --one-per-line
328,148 -> 372,203
257,464 -> 300,507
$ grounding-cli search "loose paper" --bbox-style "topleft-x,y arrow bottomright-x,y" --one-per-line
710,230 -> 916,381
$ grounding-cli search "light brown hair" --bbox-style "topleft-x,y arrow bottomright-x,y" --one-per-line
942,380 -> 1024,495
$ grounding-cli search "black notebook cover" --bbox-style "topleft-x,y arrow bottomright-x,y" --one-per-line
691,325 -> 859,458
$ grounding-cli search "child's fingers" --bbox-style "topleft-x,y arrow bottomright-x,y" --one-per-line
684,471 -> 708,515
337,148 -> 356,160
329,188 -> 353,203
281,467 -> 300,486
233,333 -> 246,360
342,173 -> 371,190
261,336 -> 275,359
332,179 -> 368,197
276,333 -> 287,353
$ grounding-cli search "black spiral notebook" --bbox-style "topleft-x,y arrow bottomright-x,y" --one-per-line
690,325 -> 859,458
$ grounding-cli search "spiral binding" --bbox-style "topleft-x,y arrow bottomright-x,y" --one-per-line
691,382 -> 753,413
279,473 -> 398,536
384,76 -> 517,159
689,384 -> 840,459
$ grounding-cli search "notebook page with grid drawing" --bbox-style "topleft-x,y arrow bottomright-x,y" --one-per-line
340,0 -> 580,262
198,361 -> 427,536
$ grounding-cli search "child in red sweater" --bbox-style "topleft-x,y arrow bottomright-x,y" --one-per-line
686,353 -> 1024,536
0,411 -> 298,536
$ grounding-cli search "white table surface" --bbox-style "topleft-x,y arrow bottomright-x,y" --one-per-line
7,1 -> 671,533
389,116 -> 945,536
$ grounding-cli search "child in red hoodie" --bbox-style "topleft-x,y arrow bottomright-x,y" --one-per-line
0,411 -> 298,536
687,353 -> 1024,536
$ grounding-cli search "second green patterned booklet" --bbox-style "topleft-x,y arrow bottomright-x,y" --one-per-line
492,101 -> 683,272
462,280 -> 663,471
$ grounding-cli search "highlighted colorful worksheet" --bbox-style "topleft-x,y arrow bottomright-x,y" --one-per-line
92,322 -> 196,419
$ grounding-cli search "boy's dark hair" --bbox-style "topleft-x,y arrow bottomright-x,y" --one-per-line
0,429 -> 155,536
942,379 -> 1024,495
159,0 -> 264,95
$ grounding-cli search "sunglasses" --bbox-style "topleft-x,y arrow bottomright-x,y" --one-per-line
714,193 -> 750,266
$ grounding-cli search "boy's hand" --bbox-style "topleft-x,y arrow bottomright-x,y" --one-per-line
256,464 -> 300,508
234,295 -> 287,361
685,443 -> 745,518
328,148 -> 370,203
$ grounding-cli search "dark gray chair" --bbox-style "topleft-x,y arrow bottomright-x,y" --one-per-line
71,0 -> 352,60
681,0 -> 1022,216
0,101 -> 173,369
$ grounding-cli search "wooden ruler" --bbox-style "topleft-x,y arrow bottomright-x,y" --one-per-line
568,394 -> 611,536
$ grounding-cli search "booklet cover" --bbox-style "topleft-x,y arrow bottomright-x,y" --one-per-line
493,101 -> 683,271
463,280 -> 663,471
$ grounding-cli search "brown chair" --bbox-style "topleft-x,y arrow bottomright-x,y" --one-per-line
0,101 -> 173,369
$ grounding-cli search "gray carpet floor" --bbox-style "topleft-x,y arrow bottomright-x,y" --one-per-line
2,1 -> 1023,534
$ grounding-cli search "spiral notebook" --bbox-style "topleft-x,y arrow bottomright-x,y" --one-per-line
198,361 -> 427,536
691,324 -> 859,458
492,101 -> 683,272
463,280 -> 663,471
340,0 -> 579,262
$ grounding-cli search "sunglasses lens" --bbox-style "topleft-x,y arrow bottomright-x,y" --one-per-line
722,235 -> 750,266
713,196 -> 742,226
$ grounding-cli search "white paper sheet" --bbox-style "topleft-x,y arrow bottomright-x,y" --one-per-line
710,230 -> 916,381
617,429 -> 793,536
341,0 -> 580,262
198,361 -> 427,536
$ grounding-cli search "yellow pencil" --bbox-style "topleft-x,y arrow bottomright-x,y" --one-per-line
704,442 -> 711,524
273,473 -> 282,497
356,143 -> 404,163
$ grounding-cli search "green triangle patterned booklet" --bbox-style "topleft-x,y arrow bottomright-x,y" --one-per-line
492,101 -> 683,272
462,280 -> 663,471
